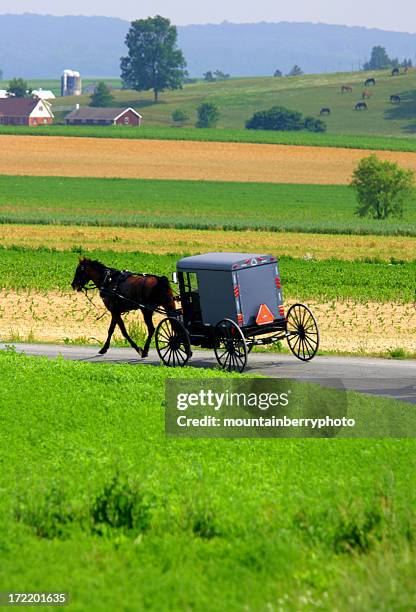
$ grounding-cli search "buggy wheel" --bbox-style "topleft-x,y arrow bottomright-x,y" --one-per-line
286,304 -> 319,361
214,318 -> 248,373
155,317 -> 191,367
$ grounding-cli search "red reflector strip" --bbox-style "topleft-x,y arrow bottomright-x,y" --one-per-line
278,306 -> 285,317
234,286 -> 240,298
275,277 -> 281,288
237,314 -> 244,325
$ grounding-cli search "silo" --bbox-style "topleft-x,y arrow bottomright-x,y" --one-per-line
61,69 -> 82,96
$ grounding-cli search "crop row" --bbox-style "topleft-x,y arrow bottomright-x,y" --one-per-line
1,176 -> 415,236
0,247 -> 413,302
1,124 -> 416,152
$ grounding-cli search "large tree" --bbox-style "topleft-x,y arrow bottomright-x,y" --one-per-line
363,46 -> 392,70
120,15 -> 187,102
351,155 -> 414,220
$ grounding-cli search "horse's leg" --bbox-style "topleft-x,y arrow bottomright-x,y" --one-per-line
141,308 -> 155,359
99,314 -> 117,355
116,314 -> 143,356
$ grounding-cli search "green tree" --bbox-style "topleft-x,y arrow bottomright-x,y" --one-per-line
203,71 -> 216,82
363,46 -> 392,70
246,106 -> 304,131
273,69 -> 282,77
89,82 -> 114,107
120,15 -> 187,103
246,106 -> 327,133
351,155 -> 414,220
214,69 -> 230,80
171,108 -> 189,126
7,77 -> 30,97
0,68 -> 3,81
287,65 -> 303,76
304,116 -> 327,133
196,102 -> 219,128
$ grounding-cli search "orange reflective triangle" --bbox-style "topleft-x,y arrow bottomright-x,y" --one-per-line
256,303 -> 274,325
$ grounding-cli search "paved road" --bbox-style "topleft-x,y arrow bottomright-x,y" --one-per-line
3,343 -> 416,404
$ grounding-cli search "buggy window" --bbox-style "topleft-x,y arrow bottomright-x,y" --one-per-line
180,272 -> 202,324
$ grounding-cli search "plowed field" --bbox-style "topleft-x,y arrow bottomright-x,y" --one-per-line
2,135 -> 416,183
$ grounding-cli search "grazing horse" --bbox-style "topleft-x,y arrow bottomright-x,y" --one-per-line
390,94 -> 401,104
319,107 -> 331,116
362,90 -> 372,99
341,85 -> 353,93
392,67 -> 400,76
355,101 -> 368,111
71,257 -> 177,357
364,78 -> 376,86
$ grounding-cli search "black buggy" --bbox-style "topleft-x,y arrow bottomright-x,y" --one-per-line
155,252 -> 319,373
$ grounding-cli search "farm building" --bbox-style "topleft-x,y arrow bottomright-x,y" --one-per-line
32,88 -> 56,100
0,97 -> 54,126
65,106 -> 142,126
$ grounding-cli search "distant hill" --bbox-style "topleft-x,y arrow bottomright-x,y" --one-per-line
0,13 -> 415,78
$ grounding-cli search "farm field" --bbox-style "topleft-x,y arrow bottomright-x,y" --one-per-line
1,224 -> 416,261
2,68 -> 416,137
2,124 -> 416,152
1,175 -> 415,236
1,248 -> 413,302
2,135 -> 416,184
1,351 -> 415,610
2,289 -> 414,355
0,248 -> 414,354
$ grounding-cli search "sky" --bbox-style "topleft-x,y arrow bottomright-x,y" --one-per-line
0,0 -> 415,33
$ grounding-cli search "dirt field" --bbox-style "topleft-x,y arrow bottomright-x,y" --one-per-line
1,135 -> 416,184
1,224 -> 415,262
1,289 -> 414,355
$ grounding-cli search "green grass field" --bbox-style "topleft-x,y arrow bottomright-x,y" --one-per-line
0,351 -> 415,610
3,69 -> 415,137
1,246 -> 413,302
2,124 -> 416,152
1,176 -> 415,236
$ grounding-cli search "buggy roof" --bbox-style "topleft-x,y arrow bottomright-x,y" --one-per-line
177,252 -> 275,271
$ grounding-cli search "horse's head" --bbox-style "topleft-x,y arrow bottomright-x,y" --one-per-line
71,257 -> 92,291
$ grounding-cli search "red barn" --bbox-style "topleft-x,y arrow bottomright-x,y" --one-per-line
0,97 -> 54,126
65,106 -> 142,126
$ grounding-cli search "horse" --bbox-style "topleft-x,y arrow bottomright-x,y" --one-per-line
392,67 -> 400,76
362,90 -> 372,99
341,85 -> 353,93
354,101 -> 368,111
71,257 -> 177,357
364,78 -> 376,86
319,107 -> 331,116
390,94 -> 401,104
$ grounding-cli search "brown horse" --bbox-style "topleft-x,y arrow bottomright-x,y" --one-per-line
71,257 -> 176,357
341,85 -> 353,93
362,90 -> 372,99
